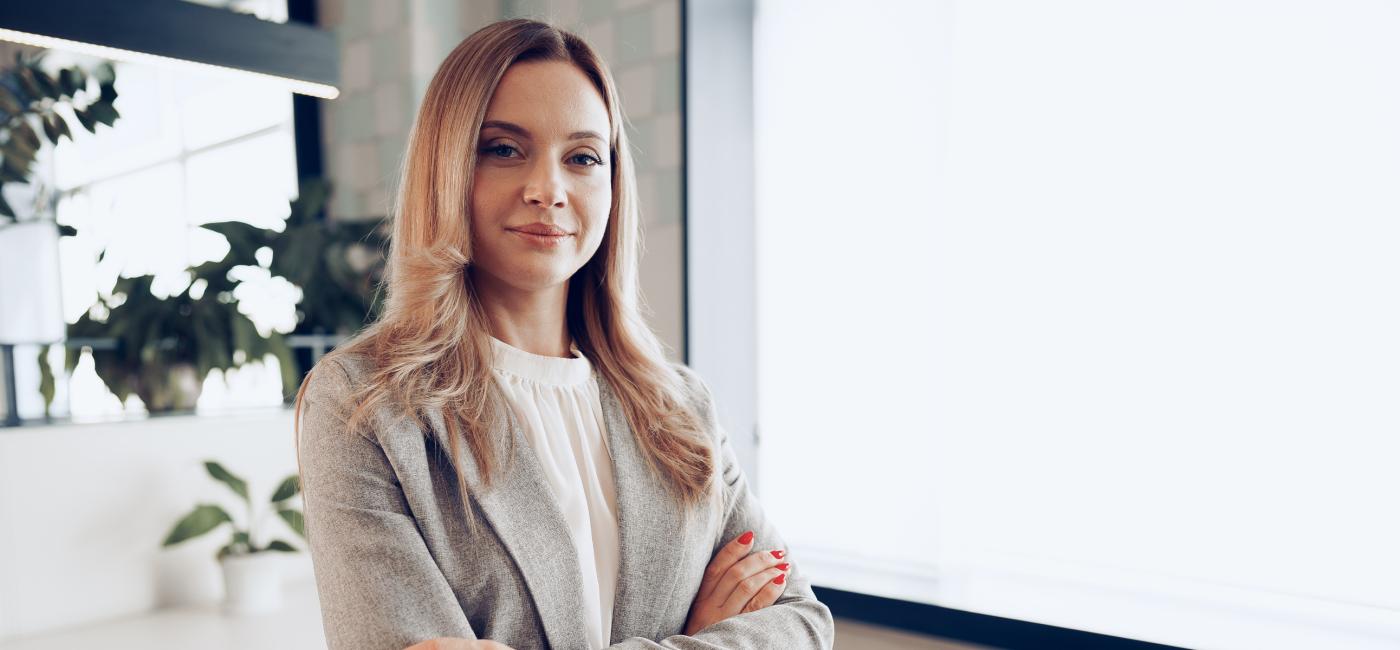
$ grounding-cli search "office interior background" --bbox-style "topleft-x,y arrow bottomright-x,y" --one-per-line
0,1 -> 1397,649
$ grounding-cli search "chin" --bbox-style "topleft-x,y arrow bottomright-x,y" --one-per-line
507,269 -> 573,291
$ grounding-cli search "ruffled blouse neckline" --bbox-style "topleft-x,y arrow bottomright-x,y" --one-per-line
488,335 -> 592,386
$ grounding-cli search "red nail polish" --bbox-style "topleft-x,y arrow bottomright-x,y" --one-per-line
737,531 -> 754,545
773,573 -> 786,585
776,563 -> 789,571
770,550 -> 785,559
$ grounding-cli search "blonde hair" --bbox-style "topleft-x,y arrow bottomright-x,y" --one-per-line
294,19 -> 715,511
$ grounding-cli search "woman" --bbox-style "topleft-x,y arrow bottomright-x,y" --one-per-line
294,19 -> 833,650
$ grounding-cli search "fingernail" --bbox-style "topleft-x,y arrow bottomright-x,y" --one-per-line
770,550 -> 785,559
776,563 -> 789,571
737,531 -> 754,545
773,573 -> 786,585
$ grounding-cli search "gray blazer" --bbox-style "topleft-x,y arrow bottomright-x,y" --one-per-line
297,353 -> 834,650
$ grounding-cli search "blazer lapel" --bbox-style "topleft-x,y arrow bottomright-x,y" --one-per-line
596,371 -> 692,642
425,384 -> 590,649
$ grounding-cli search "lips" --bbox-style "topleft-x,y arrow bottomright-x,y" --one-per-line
508,224 -> 571,236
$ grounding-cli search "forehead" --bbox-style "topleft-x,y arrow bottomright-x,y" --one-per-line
483,60 -> 611,140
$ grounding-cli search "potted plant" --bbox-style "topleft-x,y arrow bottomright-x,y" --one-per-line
160,460 -> 306,615
200,177 -> 387,394
63,269 -> 296,412
53,180 -> 378,415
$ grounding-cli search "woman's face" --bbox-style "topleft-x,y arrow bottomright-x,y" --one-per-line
468,60 -> 613,297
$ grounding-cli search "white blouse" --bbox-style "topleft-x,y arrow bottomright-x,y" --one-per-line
488,335 -> 620,649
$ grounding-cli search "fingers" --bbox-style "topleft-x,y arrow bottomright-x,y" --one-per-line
697,530 -> 756,601
711,546 -> 786,607
404,639 -> 489,650
475,642 -> 516,650
721,563 -> 788,613
741,566 -> 789,613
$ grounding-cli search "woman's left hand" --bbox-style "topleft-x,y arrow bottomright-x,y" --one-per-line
684,530 -> 791,635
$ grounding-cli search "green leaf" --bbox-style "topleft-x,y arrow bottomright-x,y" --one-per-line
0,153 -> 29,183
94,61 -> 116,85
57,68 -> 79,96
287,178 -> 330,225
74,106 -> 96,133
204,461 -> 249,502
41,113 -> 61,145
270,474 -> 299,502
0,85 -> 21,116
264,540 -> 297,552
87,100 -> 119,127
15,66 -> 44,101
30,67 -> 60,100
11,121 -> 40,156
161,504 -> 232,546
277,508 -> 305,538
53,113 -> 73,141
200,220 -> 271,267
38,345 -> 54,417
0,167 -> 24,185
270,333 -> 299,400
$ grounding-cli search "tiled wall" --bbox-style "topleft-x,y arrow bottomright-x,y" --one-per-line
315,0 -> 685,360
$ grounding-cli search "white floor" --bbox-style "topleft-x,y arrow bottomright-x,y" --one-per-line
0,578 -> 988,650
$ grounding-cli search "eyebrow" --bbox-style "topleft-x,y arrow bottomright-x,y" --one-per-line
480,120 -> 607,144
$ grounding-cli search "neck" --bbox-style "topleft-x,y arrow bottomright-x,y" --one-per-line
470,269 -> 573,358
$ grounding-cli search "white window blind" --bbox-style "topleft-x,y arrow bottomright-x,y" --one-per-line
753,2 -> 1400,648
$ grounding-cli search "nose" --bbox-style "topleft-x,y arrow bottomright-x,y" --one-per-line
523,160 -> 566,209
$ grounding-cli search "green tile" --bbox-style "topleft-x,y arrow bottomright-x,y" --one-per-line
654,54 -> 679,114
581,0 -> 615,22
337,92 -> 372,141
378,138 -> 405,196
338,0 -> 369,40
503,0 -> 548,19
615,8 -> 652,66
624,119 -> 650,170
371,29 -> 407,82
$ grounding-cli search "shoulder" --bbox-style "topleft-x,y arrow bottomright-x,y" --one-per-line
299,350 -> 378,421
668,360 -> 704,396
668,360 -> 718,419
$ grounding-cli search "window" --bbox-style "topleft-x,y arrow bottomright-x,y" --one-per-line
11,2 -> 301,421
753,2 -> 1400,648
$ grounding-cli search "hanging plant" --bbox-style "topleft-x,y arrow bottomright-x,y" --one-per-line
0,51 -> 120,222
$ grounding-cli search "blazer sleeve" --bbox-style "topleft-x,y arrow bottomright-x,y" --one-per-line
298,358 -> 477,650
609,366 -> 836,649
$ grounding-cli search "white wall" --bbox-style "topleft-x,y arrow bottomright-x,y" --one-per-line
0,409 -> 308,640
754,1 -> 1400,648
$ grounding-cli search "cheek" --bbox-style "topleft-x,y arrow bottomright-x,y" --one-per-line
580,177 -> 613,227
469,175 -> 503,223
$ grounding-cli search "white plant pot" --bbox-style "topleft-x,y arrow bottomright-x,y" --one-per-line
220,552 -> 284,615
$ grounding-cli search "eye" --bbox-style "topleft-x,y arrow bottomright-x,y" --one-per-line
480,143 -> 520,159
570,152 -> 605,167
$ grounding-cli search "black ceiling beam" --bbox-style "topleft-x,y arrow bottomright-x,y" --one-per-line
0,0 -> 338,91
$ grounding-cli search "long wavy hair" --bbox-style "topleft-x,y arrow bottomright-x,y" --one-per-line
293,19 -> 715,509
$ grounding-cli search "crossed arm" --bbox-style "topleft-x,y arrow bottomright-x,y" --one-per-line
411,529 -> 798,650
299,360 -> 833,650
